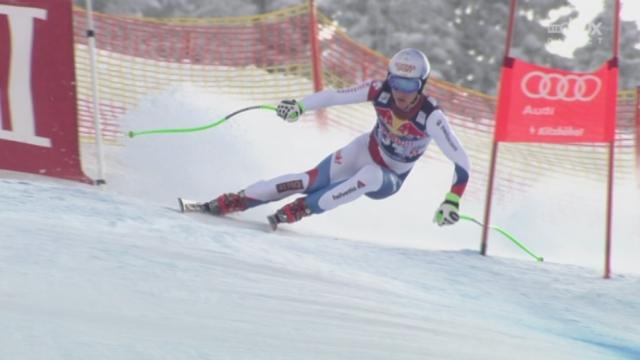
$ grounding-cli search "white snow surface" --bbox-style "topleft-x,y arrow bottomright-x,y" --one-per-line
1,86 -> 639,359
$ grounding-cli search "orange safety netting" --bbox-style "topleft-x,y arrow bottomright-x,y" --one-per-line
72,4 -> 638,202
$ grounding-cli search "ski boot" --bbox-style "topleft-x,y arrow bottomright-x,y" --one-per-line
179,191 -> 248,216
267,197 -> 312,231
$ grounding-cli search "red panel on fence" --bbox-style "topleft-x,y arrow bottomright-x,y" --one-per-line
0,0 -> 89,182
495,57 -> 618,143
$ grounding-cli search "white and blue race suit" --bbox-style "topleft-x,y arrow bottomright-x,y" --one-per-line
241,80 -> 470,215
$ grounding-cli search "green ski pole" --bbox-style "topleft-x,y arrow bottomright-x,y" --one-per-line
459,213 -> 544,262
128,104 -> 277,138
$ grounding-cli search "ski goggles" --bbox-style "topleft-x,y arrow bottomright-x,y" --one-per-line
388,74 -> 423,93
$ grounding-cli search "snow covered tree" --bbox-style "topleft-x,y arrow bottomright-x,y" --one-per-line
318,0 -> 581,93
75,0 -> 639,93
572,0 -> 640,89
77,0 -> 259,17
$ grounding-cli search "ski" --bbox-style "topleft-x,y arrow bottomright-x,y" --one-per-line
267,214 -> 279,231
180,197 -> 282,232
178,198 -> 209,213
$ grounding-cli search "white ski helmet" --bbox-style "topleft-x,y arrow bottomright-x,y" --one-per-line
387,48 -> 431,93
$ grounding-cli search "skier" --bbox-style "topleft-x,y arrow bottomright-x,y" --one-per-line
180,48 -> 470,230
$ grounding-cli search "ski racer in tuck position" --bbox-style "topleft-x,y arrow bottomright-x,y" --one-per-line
180,48 -> 471,230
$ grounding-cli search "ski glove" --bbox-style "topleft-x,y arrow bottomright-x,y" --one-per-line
433,192 -> 460,226
276,99 -> 304,122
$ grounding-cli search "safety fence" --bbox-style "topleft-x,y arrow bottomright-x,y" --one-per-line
72,3 -> 638,201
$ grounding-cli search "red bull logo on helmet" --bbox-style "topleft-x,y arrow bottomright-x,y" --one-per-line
394,62 -> 417,75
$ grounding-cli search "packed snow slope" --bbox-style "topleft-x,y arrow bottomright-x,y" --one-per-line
2,176 -> 639,360
1,86 -> 639,359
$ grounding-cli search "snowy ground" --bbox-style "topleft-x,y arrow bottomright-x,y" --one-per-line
1,86 -> 639,359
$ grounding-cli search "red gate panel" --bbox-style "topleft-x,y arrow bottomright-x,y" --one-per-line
495,57 -> 618,143
0,0 -> 90,183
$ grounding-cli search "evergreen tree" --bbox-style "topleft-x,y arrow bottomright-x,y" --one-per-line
573,0 -> 640,89
75,0 -> 640,93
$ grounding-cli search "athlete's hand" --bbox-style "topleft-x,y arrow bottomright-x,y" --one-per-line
276,99 -> 304,122
433,192 -> 460,226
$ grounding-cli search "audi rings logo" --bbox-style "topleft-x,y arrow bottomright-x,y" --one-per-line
520,71 -> 602,102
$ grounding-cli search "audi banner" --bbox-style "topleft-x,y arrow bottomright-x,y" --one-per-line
495,57 -> 618,143
0,0 -> 90,182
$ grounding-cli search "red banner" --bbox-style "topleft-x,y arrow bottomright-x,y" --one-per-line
0,0 -> 90,182
495,57 -> 618,143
